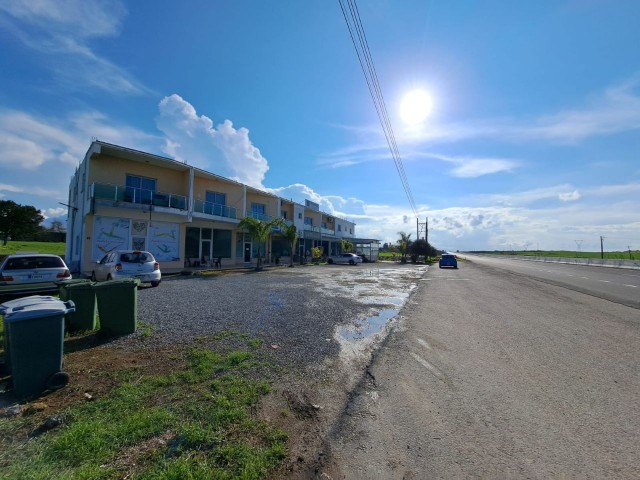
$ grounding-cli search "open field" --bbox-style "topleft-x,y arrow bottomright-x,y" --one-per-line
0,242 -> 66,256
471,250 -> 638,260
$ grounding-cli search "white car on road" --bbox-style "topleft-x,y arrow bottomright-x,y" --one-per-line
327,253 -> 363,265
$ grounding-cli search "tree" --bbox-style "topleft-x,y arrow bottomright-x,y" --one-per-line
237,216 -> 284,270
281,224 -> 298,267
0,200 -> 44,245
397,231 -> 412,263
339,239 -> 353,254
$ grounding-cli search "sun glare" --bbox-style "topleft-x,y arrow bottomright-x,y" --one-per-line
400,89 -> 433,126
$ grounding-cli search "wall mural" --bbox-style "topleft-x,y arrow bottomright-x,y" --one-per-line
93,217 -> 180,262
93,217 -> 129,260
149,222 -> 180,261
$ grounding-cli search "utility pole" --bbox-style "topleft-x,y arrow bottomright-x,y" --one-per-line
574,240 -> 583,258
417,217 -> 428,242
629,246 -> 633,260
600,236 -> 605,259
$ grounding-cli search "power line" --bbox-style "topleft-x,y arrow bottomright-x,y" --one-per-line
338,0 -> 418,217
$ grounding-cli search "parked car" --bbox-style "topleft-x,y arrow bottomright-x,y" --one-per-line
327,253 -> 363,265
0,253 -> 72,295
438,253 -> 458,269
92,250 -> 161,287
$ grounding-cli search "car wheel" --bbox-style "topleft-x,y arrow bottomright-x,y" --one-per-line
91,271 -> 97,282
349,259 -> 355,265
151,280 -> 160,287
327,258 -> 333,264
107,274 -> 112,281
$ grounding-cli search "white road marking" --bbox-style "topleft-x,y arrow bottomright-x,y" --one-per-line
581,277 -> 589,279
623,284 -> 638,288
416,337 -> 432,350
599,280 -> 611,283
410,352 -> 444,380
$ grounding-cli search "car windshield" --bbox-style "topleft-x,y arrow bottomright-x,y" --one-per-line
4,256 -> 64,269
120,252 -> 153,263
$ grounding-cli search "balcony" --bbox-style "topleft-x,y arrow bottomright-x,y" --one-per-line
92,183 -> 187,210
304,224 -> 321,233
245,210 -> 273,222
321,227 -> 336,236
194,199 -> 238,219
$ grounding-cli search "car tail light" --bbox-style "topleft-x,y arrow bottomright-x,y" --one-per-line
153,262 -> 159,271
1,275 -> 13,281
56,270 -> 71,278
115,263 -> 123,271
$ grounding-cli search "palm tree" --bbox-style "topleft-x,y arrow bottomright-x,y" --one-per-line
339,239 -> 354,254
238,216 -> 284,270
281,223 -> 298,267
397,231 -> 412,263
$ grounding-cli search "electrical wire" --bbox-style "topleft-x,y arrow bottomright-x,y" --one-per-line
338,0 -> 418,217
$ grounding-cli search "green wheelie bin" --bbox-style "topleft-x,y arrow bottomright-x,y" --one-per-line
57,279 -> 97,332
2,297 -> 74,399
93,279 -> 139,335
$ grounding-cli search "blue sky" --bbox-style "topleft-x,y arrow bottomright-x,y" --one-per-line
1,0 -> 638,252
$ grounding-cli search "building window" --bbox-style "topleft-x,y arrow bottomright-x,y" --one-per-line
298,213 -> 302,219
125,174 -> 156,204
281,211 -> 288,220
206,191 -> 226,206
251,203 -> 267,220
338,224 -> 342,231
205,191 -> 227,216
350,228 -> 353,234
304,216 -> 313,226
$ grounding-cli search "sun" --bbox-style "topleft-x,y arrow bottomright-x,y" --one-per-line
399,89 -> 433,126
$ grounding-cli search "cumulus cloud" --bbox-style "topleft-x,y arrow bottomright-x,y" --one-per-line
267,183 -> 365,219
156,94 -> 269,189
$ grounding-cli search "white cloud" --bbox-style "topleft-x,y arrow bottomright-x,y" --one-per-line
267,183 -> 366,218
43,207 -> 67,218
0,0 -> 149,95
156,94 -> 269,189
558,190 -> 581,201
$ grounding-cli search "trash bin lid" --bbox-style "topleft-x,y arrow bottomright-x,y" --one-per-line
0,295 -> 60,315
92,279 -> 140,289
4,299 -> 75,323
55,278 -> 92,286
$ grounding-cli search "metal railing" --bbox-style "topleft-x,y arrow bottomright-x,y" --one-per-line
194,200 -> 238,219
321,227 -> 335,235
245,210 -> 273,222
92,183 -> 187,210
304,224 -> 321,233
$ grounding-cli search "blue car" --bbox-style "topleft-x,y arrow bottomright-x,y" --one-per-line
438,253 -> 458,269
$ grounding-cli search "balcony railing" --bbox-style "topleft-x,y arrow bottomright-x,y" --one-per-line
245,210 -> 273,222
304,224 -> 321,233
194,199 -> 238,219
92,183 -> 187,210
321,227 -> 336,235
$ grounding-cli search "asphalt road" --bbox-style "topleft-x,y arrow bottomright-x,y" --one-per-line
461,254 -> 640,309
323,259 -> 640,478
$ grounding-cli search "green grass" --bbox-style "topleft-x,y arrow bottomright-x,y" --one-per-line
484,250 -> 638,260
0,241 -> 66,256
0,345 -> 288,479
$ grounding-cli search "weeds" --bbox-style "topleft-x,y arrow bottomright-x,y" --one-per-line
0,344 -> 287,479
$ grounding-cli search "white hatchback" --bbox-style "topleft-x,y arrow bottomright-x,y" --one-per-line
92,250 -> 161,287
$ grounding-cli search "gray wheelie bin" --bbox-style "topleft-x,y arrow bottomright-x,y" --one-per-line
2,297 -> 74,399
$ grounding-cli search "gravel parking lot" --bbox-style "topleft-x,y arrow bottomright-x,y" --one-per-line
125,263 -> 428,375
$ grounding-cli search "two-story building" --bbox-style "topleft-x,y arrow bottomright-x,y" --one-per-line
65,141 -> 378,275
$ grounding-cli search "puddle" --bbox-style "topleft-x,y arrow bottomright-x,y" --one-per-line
337,308 -> 398,341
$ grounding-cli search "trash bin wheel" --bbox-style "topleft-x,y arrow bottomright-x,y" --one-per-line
46,371 -> 70,391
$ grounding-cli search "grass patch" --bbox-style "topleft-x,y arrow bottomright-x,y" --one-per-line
0,346 -> 287,479
0,241 -> 66,256
477,250 -> 638,260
